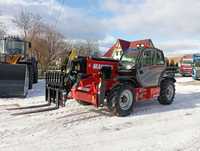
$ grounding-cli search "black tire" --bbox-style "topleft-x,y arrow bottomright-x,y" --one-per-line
107,85 -> 135,117
158,80 -> 175,105
76,100 -> 91,106
28,64 -> 33,89
31,57 -> 38,84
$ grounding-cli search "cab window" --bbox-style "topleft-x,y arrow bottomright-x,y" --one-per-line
154,51 -> 165,65
142,50 -> 154,66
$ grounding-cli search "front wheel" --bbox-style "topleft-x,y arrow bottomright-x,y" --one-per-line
108,85 -> 135,117
158,80 -> 175,105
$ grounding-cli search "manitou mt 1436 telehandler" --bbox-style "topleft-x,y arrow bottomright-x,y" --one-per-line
10,47 -> 176,116
0,36 -> 38,97
47,47 -> 176,116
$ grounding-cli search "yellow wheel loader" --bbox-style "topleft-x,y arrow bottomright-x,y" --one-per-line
0,36 -> 38,97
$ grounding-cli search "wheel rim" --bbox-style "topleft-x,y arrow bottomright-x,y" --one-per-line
166,84 -> 174,100
119,89 -> 133,110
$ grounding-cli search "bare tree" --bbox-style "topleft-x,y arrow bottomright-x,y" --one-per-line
12,9 -> 42,40
44,26 -> 64,65
0,12 -> 6,37
59,39 -> 73,62
32,25 -> 73,72
12,10 -> 47,70
0,23 -> 6,38
74,40 -> 98,56
12,10 -> 71,72
12,10 -> 100,73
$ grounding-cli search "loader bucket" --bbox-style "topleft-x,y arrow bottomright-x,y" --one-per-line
0,64 -> 29,97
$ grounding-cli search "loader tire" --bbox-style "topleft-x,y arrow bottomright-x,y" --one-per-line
28,65 -> 33,89
108,85 -> 135,117
32,57 -> 38,84
158,79 -> 175,105
76,100 -> 91,106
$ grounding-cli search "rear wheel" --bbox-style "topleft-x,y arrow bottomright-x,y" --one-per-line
158,80 -> 175,105
108,85 -> 135,117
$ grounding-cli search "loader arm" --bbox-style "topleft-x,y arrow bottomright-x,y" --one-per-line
7,55 -> 22,64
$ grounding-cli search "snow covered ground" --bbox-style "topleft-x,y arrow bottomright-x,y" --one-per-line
0,77 -> 200,151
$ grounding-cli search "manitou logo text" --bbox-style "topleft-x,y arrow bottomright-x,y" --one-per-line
93,64 -> 112,69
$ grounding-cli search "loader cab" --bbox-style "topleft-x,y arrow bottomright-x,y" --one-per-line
0,37 -> 29,56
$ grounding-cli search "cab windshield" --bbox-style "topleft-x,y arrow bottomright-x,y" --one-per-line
193,55 -> 200,67
120,50 -> 139,69
5,40 -> 25,55
182,60 -> 192,65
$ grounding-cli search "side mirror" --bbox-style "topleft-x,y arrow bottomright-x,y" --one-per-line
28,42 -> 32,48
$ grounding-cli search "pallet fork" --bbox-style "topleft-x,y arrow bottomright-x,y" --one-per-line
7,72 -> 68,115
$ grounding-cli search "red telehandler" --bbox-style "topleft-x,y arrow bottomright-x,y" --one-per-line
10,47 -> 176,116
47,47 -> 176,116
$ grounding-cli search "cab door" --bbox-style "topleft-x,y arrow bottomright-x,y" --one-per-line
137,49 -> 166,87
137,49 -> 155,87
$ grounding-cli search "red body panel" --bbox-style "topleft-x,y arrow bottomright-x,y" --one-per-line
135,87 -> 160,101
71,58 -> 160,107
86,59 -> 119,77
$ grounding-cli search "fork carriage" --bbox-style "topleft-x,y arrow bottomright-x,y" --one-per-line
45,71 -> 68,107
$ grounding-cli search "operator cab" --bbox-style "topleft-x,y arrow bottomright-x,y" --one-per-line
120,47 -> 166,87
0,37 -> 30,56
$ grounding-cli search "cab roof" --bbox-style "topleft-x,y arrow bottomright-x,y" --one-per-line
0,36 -> 25,42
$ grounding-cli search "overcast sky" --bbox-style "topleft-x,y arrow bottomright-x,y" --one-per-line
0,0 -> 200,56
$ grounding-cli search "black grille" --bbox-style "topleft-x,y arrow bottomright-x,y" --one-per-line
46,71 -> 66,89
